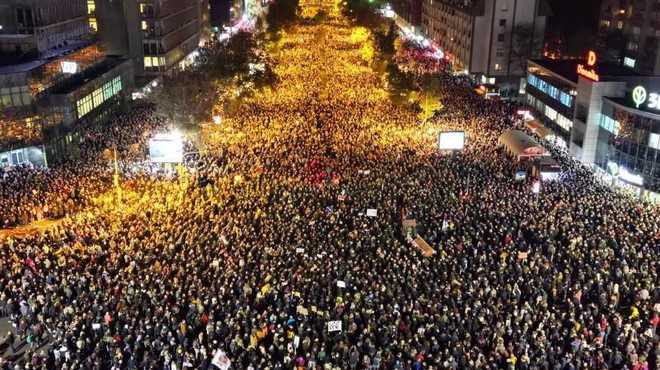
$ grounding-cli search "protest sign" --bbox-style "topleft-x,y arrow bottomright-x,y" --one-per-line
328,320 -> 342,332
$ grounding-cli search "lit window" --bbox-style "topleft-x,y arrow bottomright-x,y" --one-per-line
112,77 -> 122,94
144,56 -> 152,67
495,63 -> 502,71
87,0 -> 95,15
140,3 -> 147,13
617,21 -> 623,29
602,20 -> 610,27
92,88 -> 103,108
89,18 -> 97,32
141,21 -> 148,30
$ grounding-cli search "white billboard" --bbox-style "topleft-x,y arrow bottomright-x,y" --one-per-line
148,133 -> 183,163
61,61 -> 78,74
438,131 -> 465,150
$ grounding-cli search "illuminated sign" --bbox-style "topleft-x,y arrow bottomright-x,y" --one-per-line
149,133 -> 183,163
632,86 -> 647,108
60,61 -> 78,74
577,51 -> 599,81
630,85 -> 660,111
587,51 -> 597,66
438,131 -> 465,150
618,168 -> 644,186
608,161 -> 644,186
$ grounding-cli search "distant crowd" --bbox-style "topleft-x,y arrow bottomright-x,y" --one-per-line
0,4 -> 657,370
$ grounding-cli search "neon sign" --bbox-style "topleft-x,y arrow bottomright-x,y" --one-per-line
577,50 -> 599,81
631,85 -> 660,111
632,86 -> 647,108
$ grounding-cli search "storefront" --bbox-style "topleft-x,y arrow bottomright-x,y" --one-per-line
595,88 -> 660,203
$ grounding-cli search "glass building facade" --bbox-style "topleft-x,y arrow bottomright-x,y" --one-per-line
525,63 -> 577,144
597,98 -> 660,198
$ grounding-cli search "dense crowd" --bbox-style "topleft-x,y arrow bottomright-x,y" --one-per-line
0,1 -> 658,369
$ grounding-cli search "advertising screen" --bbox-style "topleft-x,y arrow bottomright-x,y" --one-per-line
149,134 -> 183,163
438,131 -> 465,150
61,61 -> 78,74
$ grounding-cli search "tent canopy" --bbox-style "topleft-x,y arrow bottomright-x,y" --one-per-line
498,130 -> 548,157
525,120 -> 552,138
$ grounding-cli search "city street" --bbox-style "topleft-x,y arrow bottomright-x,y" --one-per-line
0,0 -> 657,369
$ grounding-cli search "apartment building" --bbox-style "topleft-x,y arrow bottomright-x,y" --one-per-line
421,0 -> 550,92
95,0 -> 208,87
599,0 -> 660,75
0,0 -> 92,51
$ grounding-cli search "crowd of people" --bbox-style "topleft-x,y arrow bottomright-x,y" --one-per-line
0,0 -> 658,369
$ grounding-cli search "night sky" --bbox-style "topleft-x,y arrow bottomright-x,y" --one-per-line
546,0 -> 602,36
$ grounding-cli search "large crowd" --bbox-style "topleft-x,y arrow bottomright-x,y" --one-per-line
0,1 -> 658,369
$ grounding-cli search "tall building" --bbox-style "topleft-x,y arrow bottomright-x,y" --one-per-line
420,0 -> 551,93
209,0 -> 232,31
0,0 -> 92,50
390,0 -> 422,32
0,0 -> 133,165
95,0 -> 209,88
523,50 -> 660,202
598,0 -> 660,75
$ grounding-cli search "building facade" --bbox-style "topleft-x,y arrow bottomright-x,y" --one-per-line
597,92 -> 660,199
0,0 -> 91,52
390,0 -> 422,31
0,42 -> 134,165
524,51 -> 660,202
420,0 -> 550,92
0,1 -> 134,166
598,0 -> 660,75
95,0 -> 208,87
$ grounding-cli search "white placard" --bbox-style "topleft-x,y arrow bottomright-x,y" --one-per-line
366,209 -> 378,217
337,280 -> 346,288
211,349 -> 232,370
328,320 -> 342,332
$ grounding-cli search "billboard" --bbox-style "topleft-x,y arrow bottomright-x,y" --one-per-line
149,133 -> 183,163
438,131 -> 465,150
61,61 -> 78,74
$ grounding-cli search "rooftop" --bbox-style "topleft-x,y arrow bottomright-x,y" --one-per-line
529,58 -> 642,84
0,40 -> 94,75
49,57 -> 128,95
